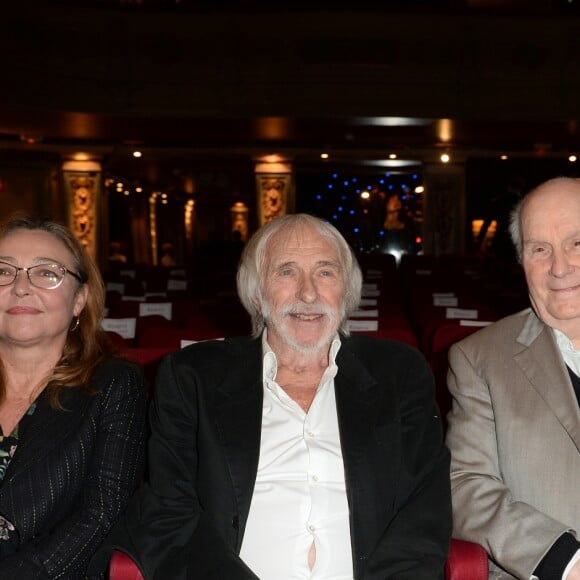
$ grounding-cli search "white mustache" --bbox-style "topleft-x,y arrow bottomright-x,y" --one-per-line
279,303 -> 336,318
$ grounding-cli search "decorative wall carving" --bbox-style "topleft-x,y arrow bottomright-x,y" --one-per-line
63,171 -> 99,257
256,174 -> 291,225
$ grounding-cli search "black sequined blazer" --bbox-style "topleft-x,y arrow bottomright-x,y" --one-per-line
0,358 -> 147,579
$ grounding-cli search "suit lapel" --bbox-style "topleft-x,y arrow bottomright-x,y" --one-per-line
2,388 -> 88,485
515,313 -> 580,451
334,344 -> 383,501
213,339 -> 263,540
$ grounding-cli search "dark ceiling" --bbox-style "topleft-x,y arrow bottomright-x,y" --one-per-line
1,0 -> 580,178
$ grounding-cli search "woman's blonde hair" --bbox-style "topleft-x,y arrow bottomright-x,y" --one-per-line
0,216 -> 116,408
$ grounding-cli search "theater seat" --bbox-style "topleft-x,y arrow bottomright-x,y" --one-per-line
109,551 -> 144,580
109,539 -> 489,579
445,538 -> 489,580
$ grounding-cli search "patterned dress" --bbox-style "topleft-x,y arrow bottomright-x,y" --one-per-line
0,402 -> 37,482
0,403 -> 37,540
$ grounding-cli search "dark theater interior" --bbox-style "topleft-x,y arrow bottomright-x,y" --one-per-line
2,0 -> 580,386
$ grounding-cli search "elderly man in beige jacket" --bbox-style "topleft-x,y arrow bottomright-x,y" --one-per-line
446,177 -> 580,580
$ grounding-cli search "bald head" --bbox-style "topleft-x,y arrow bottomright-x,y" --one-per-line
512,176 -> 580,338
510,177 -> 580,262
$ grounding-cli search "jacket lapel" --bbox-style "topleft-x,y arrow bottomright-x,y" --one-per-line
213,339 -> 263,543
514,312 -> 580,451
2,388 -> 88,485
334,344 -> 383,500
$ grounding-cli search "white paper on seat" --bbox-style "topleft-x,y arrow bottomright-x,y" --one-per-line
459,319 -> 492,327
106,282 -> 125,294
139,302 -> 172,320
433,295 -> 458,307
102,318 -> 136,339
167,279 -> 188,291
350,309 -> 379,318
347,319 -> 379,332
145,292 -> 168,299
365,269 -> 383,279
180,337 -> 224,348
446,308 -> 478,319
362,283 -> 379,291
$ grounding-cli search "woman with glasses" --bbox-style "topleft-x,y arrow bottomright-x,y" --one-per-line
0,216 -> 147,579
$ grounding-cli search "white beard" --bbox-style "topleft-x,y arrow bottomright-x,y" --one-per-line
262,300 -> 343,355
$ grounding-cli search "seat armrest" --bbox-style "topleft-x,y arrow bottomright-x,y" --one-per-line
109,550 -> 144,580
445,538 -> 489,580
109,540 -> 487,580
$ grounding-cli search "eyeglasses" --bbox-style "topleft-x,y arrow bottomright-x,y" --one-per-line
0,261 -> 84,290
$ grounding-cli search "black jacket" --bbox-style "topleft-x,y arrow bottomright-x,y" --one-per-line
100,335 -> 451,580
0,358 -> 147,579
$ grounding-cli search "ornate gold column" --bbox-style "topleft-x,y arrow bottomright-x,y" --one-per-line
61,155 -> 103,261
254,156 -> 294,226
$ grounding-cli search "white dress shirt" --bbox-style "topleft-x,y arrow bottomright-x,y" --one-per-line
528,328 -> 580,580
239,334 -> 354,580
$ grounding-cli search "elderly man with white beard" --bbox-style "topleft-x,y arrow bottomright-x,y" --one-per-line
105,213 -> 451,580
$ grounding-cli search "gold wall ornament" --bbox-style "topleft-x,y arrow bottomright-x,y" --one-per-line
62,169 -> 100,258
256,174 -> 292,225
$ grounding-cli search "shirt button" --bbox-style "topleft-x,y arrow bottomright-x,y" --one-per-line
308,524 -> 316,532
311,474 -> 319,482
307,430 -> 315,437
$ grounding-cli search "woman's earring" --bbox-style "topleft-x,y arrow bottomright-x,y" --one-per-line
70,316 -> 80,332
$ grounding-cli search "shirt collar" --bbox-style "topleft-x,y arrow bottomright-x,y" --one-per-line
261,329 -> 341,382
553,327 -> 580,355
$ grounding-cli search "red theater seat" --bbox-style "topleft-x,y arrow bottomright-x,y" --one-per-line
109,539 -> 489,579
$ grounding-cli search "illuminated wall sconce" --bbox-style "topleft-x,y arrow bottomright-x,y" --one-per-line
230,201 -> 249,242
569,154 -> 577,163
440,152 -> 451,164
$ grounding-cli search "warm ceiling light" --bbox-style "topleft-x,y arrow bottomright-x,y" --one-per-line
71,152 -> 91,161
500,155 -> 508,160
360,191 -> 370,199
388,153 -> 397,159
440,153 -> 451,163
436,119 -> 453,143
415,186 -> 425,194
321,153 -> 329,159
132,151 -> 142,158
569,154 -> 577,162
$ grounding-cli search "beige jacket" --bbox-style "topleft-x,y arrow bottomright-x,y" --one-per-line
446,308 -> 580,579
